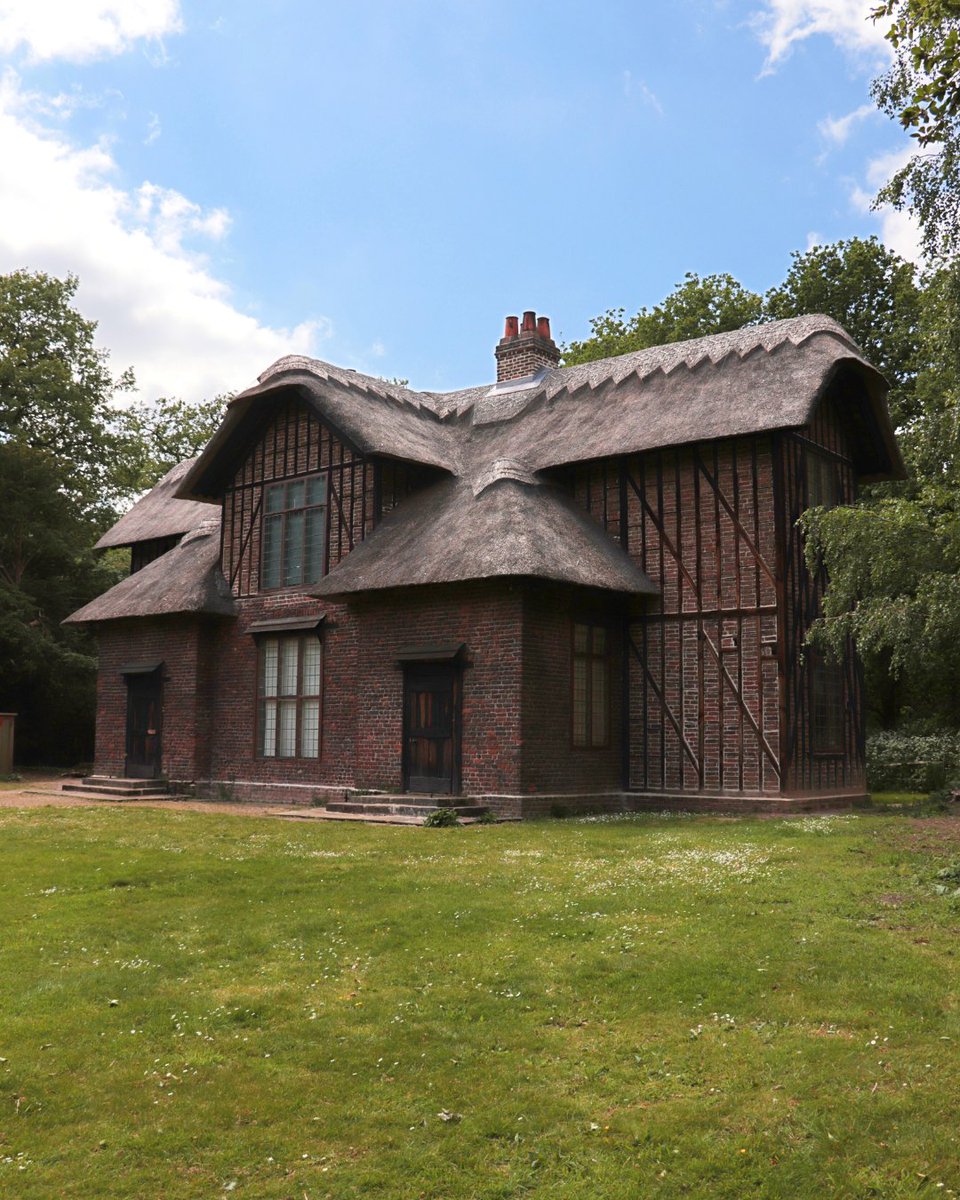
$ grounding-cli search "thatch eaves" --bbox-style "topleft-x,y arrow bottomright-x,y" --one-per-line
177,362 -> 462,501
310,476 -> 658,598
95,459 -> 217,549
66,520 -> 236,624
177,317 -> 904,505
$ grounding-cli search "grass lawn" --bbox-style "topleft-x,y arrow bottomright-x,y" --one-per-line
0,803 -> 958,1198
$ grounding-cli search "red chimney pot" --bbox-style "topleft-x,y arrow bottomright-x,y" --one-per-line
503,315 -> 519,339
521,310 -> 537,333
537,316 -> 551,340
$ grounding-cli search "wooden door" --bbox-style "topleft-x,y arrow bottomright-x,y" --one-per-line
403,665 -> 460,794
125,673 -> 163,779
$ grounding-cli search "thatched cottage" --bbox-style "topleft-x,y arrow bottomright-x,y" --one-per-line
67,312 -> 903,817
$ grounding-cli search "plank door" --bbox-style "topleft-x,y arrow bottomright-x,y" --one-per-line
125,673 -> 163,779
403,664 -> 460,794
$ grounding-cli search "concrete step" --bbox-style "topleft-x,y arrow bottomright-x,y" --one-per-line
62,777 -> 172,799
275,807 -> 490,826
326,800 -> 489,818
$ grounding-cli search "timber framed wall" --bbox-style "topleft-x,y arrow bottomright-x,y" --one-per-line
775,392 -> 864,794
573,435 -> 782,797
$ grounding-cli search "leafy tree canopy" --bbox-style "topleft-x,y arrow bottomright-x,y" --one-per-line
871,0 -> 960,261
112,393 -> 229,500
562,273 -> 763,365
0,442 -> 123,763
803,258 -> 960,727
0,270 -> 133,523
765,237 -> 923,426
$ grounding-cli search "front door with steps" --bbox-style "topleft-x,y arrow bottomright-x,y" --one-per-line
125,671 -> 163,779
402,663 -> 460,794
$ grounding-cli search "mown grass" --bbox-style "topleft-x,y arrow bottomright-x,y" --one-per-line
0,804 -> 958,1198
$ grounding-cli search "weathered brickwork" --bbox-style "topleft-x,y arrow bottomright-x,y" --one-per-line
94,617 -> 216,782
520,583 -> 625,795
777,392 -> 865,794
572,392 -> 867,802
349,581 -> 524,795
90,381 -> 871,812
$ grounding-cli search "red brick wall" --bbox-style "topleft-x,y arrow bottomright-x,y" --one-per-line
350,580 -> 524,794
574,436 -> 783,798
520,583 -> 624,794
94,617 -> 210,781
777,391 -> 866,794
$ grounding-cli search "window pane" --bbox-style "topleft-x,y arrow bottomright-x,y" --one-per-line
301,700 -> 320,758
304,508 -> 325,583
286,480 -> 305,511
306,475 -> 326,506
283,509 -> 305,585
265,482 -> 285,514
572,658 -> 588,747
593,626 -> 606,655
260,639 -> 279,697
279,638 -> 299,696
277,699 -> 297,756
573,623 -> 588,654
259,700 -> 277,757
591,658 -> 608,746
302,638 -> 321,694
262,515 -> 282,588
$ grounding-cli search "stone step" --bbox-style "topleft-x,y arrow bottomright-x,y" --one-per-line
326,800 -> 489,818
62,777 -> 172,799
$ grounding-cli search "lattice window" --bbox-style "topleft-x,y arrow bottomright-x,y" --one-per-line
572,622 -> 609,748
261,475 -> 327,589
257,635 -> 322,758
806,451 -> 840,511
810,654 -> 844,754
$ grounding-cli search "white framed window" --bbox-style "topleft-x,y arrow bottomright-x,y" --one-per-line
257,634 -> 322,758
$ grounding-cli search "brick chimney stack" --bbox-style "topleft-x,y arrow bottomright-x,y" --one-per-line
495,310 -> 560,382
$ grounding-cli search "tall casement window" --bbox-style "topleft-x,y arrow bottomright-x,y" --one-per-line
572,622 -> 609,748
261,476 -> 327,589
806,452 -> 840,510
257,635 -> 322,758
810,654 -> 844,753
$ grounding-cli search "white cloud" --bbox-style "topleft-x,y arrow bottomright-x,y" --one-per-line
818,102 -> 875,146
144,112 -> 160,144
0,70 -> 327,403
622,69 -> 664,116
753,0 -> 891,72
0,0 -> 182,64
850,143 -> 924,263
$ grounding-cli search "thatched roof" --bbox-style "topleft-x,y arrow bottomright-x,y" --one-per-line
176,315 -> 903,507
79,314 -> 904,614
311,475 -> 658,598
95,459 -> 216,549
66,520 -> 236,624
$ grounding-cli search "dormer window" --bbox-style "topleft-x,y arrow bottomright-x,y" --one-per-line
261,475 -> 327,589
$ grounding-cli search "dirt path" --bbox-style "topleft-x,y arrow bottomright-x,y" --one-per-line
0,774 -> 289,818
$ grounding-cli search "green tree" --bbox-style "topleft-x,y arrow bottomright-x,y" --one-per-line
803,259 -> 960,728
871,0 -> 960,261
0,442 -> 122,763
0,270 -> 134,521
562,273 -> 763,365
764,237 -> 923,427
112,393 -> 229,499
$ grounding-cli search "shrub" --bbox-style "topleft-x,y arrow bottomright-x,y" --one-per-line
866,730 -> 960,792
423,807 -> 460,828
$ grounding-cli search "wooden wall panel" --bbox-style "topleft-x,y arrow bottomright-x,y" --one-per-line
574,436 -> 781,797
776,393 -> 865,793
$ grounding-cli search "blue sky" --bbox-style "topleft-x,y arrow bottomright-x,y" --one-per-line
0,1 -> 915,400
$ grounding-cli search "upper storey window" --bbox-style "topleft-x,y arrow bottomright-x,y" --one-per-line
806,452 -> 840,511
261,476 -> 327,589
